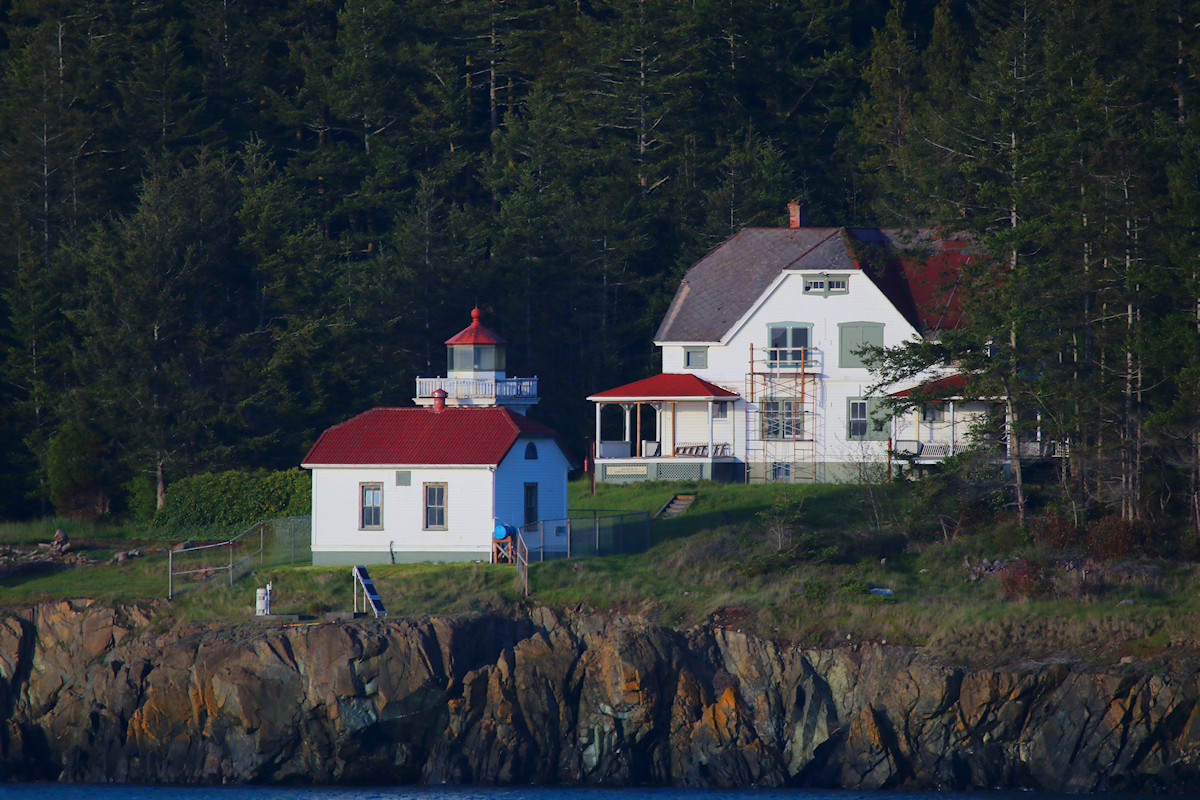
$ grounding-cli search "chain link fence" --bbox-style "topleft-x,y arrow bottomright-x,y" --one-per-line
167,515 -> 311,599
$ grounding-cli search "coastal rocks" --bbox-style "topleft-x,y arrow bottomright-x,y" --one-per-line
0,602 -> 1199,791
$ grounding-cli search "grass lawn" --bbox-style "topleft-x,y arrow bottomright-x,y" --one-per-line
2,479 -> 1199,667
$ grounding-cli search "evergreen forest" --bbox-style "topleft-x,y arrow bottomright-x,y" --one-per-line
2,0 -> 1200,537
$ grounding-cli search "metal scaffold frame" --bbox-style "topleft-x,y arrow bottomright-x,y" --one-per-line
744,342 -> 821,483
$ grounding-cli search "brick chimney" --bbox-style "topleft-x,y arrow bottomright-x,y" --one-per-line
432,388 -> 448,413
787,201 -> 808,228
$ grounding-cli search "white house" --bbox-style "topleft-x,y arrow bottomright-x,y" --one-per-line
303,309 -> 574,565
589,216 -> 993,483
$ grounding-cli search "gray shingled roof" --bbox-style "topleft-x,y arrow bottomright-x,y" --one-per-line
655,226 -> 970,343
654,227 -> 856,343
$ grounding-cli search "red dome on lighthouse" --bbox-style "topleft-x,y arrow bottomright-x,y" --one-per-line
445,307 -> 507,346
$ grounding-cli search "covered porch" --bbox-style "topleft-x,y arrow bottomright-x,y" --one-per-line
889,374 -> 1062,463
587,373 -> 743,483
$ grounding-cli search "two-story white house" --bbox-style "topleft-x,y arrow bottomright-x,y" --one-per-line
589,216 -> 992,483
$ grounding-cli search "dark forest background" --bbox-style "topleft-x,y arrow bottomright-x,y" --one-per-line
2,0 -> 1200,532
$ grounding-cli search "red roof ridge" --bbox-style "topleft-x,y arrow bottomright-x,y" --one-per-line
588,373 -> 740,401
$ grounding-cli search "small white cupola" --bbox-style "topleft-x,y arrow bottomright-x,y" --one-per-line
414,308 -> 540,414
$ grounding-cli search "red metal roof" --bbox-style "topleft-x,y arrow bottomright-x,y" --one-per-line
847,229 -> 972,333
889,373 -> 970,398
445,307 -> 507,346
303,406 -> 563,466
588,373 -> 740,401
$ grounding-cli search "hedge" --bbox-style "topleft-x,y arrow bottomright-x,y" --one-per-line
154,469 -> 311,532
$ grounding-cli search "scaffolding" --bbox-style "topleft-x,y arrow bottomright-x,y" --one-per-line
744,343 -> 821,483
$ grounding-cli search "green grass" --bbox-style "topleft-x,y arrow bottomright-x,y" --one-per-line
2,479 -> 1199,667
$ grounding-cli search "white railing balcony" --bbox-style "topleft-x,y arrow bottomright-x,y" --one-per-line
765,347 -> 822,373
416,376 -> 538,400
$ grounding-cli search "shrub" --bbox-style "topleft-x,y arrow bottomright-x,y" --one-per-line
1086,516 -> 1138,561
799,579 -> 829,602
46,420 -> 110,518
154,469 -> 311,532
1000,558 -> 1051,600
1030,512 -> 1079,550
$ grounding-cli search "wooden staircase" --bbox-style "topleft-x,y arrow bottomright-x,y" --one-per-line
655,494 -> 695,519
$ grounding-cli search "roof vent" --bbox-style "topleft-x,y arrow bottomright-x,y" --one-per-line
432,388 -> 448,413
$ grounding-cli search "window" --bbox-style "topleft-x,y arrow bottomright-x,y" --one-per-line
762,398 -> 803,439
448,345 -> 505,372
767,323 -> 812,367
838,322 -> 884,369
848,398 -> 888,441
804,275 -> 848,294
684,346 -> 708,369
922,403 -> 946,423
423,483 -> 447,530
525,442 -> 538,459
770,462 -> 792,481
524,482 -> 539,525
360,483 -> 383,529
712,401 -> 728,420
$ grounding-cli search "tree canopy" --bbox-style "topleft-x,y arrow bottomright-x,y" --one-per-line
0,0 -> 1198,533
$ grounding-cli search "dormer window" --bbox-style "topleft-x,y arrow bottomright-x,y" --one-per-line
684,346 -> 708,369
804,275 -> 849,295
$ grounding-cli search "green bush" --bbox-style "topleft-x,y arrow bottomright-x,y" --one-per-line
46,419 -> 110,518
154,469 -> 311,532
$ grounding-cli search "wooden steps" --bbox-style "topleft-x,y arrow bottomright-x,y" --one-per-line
655,494 -> 696,519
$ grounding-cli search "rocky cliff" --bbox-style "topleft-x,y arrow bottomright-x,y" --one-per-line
1,600 -> 1198,791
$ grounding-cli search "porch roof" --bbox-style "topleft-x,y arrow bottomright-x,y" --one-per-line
588,373 -> 740,403
889,373 -> 970,399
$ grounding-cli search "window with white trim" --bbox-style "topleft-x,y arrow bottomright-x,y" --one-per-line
423,483 -> 447,530
804,275 -> 849,294
762,398 -> 803,439
848,398 -> 888,441
767,323 -> 812,368
360,483 -> 383,529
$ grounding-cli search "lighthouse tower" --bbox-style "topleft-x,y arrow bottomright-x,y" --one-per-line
413,308 -> 540,414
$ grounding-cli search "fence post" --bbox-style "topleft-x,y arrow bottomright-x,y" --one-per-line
229,541 -> 234,586
260,523 -> 264,569
594,511 -> 600,555
168,549 -> 173,600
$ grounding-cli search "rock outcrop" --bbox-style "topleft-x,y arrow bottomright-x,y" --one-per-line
1,600 -> 1198,791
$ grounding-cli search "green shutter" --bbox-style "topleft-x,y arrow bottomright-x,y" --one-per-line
839,322 -> 883,368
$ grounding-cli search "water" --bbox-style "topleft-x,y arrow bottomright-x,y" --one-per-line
0,787 -> 1152,800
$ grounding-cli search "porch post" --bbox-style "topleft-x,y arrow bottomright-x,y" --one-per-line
622,404 -> 632,447
595,403 -> 603,454
671,402 -> 677,457
950,400 -> 957,455
636,402 -> 643,457
707,400 -> 714,457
